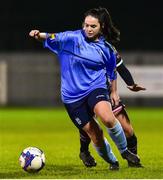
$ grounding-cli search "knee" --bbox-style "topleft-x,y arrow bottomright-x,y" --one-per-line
99,113 -> 116,128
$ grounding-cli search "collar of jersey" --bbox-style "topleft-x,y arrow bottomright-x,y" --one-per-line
81,30 -> 105,44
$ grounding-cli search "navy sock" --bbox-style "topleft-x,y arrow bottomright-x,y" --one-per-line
79,129 -> 91,152
127,133 -> 137,154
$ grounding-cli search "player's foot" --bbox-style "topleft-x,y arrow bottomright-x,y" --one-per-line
79,151 -> 97,167
121,149 -> 140,164
128,161 -> 144,168
109,161 -> 119,171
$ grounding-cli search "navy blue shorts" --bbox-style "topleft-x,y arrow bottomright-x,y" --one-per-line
64,88 -> 110,129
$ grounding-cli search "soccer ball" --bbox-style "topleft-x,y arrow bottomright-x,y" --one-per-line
19,147 -> 45,172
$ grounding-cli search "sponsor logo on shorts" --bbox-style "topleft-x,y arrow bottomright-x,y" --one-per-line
75,117 -> 82,125
96,94 -> 105,99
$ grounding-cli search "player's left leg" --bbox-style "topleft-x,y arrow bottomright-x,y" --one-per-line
79,100 -> 142,168
93,100 -> 140,165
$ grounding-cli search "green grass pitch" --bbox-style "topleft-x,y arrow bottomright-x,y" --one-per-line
0,107 -> 163,179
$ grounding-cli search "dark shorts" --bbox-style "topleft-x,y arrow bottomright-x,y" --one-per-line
64,88 -> 110,129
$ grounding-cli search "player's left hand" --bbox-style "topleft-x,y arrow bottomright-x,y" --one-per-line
110,91 -> 120,106
127,84 -> 146,92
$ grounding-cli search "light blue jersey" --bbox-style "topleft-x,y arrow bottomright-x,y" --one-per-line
44,30 -> 117,103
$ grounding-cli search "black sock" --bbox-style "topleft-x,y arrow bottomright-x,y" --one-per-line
127,133 -> 137,154
79,129 -> 91,152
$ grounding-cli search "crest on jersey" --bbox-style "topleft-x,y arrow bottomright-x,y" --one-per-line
50,33 -> 55,40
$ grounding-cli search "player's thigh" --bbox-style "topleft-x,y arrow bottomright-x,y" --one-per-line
87,88 -> 115,127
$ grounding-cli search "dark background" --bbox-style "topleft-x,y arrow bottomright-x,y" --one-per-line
1,0 -> 162,51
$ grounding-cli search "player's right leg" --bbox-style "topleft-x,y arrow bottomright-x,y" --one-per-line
79,129 -> 97,167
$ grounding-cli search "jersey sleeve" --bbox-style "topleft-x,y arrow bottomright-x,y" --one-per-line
43,31 -> 74,54
109,53 -> 117,81
105,51 -> 117,81
111,46 -> 123,68
116,53 -> 123,67
103,42 -> 117,81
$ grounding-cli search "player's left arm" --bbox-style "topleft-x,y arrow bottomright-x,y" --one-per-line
110,79 -> 120,106
116,53 -> 146,92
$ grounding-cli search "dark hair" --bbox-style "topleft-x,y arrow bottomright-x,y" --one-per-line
84,7 -> 120,45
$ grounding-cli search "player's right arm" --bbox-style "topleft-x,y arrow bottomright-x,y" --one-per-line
29,29 -> 76,55
29,30 -> 51,41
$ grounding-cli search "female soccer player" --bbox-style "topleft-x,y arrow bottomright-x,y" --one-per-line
29,7 -> 140,170
79,50 -> 146,168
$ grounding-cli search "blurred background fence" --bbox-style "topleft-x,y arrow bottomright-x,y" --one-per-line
0,51 -> 163,107
0,53 -> 61,106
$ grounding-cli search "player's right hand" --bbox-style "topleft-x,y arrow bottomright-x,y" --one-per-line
29,30 -> 40,39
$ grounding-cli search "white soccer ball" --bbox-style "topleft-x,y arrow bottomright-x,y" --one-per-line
19,147 -> 45,172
